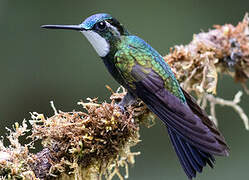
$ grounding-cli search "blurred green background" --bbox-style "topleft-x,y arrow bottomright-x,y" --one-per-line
0,0 -> 249,179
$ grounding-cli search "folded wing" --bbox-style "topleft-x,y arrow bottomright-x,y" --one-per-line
132,66 -> 229,156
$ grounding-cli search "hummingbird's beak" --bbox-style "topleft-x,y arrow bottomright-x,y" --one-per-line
41,24 -> 86,31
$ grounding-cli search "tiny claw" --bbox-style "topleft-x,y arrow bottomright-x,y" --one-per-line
116,92 -> 137,114
117,102 -> 126,114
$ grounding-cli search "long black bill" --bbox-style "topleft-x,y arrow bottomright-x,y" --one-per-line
41,24 -> 85,31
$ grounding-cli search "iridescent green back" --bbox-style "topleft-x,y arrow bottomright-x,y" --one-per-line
115,35 -> 186,102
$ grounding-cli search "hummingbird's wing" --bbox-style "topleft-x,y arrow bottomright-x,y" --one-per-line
130,65 -> 229,156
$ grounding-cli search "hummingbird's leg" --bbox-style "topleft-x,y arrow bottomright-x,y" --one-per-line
118,91 -> 137,112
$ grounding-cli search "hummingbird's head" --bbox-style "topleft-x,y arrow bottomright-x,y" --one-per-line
41,13 -> 129,57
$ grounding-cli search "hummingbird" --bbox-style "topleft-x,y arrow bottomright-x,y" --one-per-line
41,13 -> 229,179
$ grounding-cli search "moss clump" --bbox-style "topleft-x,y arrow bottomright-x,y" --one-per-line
30,87 -> 154,180
165,13 -> 249,96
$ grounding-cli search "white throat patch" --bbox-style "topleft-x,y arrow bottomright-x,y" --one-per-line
81,30 -> 110,57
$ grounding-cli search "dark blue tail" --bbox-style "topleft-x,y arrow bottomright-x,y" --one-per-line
168,128 -> 215,179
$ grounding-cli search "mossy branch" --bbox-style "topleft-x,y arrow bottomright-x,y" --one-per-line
0,14 -> 249,180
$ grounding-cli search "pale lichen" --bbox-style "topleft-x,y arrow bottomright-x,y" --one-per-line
205,91 -> 249,130
0,120 -> 37,179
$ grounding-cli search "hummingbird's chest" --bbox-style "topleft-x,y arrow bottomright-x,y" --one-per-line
102,54 -> 128,87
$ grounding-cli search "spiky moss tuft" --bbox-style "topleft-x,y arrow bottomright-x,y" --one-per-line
0,87 -> 155,180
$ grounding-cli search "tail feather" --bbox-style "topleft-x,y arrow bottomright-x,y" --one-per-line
168,128 -> 215,179
186,143 -> 205,167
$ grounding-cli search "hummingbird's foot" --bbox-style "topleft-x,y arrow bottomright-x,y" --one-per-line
117,103 -> 126,113
117,91 -> 137,113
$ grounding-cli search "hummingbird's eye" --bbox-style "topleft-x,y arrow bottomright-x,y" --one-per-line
95,21 -> 107,31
